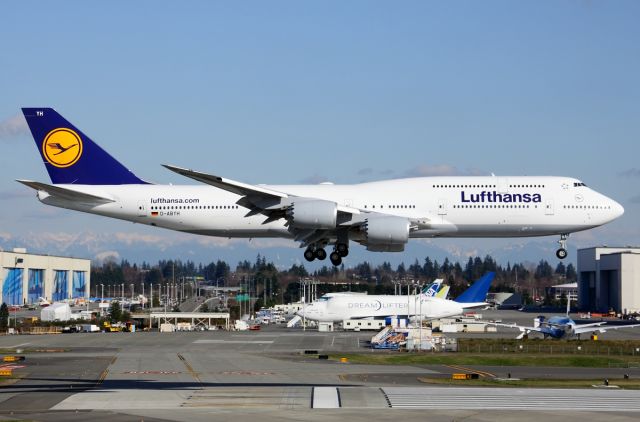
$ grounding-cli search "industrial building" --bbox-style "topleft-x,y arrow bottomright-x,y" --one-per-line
0,248 -> 90,305
578,247 -> 640,314
547,282 -> 578,302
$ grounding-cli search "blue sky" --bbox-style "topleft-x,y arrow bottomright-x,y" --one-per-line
1,1 -> 639,266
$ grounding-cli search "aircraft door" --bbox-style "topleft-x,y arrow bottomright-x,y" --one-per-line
544,199 -> 554,216
497,177 -> 509,193
437,198 -> 447,215
137,201 -> 147,217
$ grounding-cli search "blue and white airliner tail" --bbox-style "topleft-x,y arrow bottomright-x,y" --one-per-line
22,108 -> 146,185
18,107 -> 625,266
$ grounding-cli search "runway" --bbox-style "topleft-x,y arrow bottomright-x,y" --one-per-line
1,329 -> 640,421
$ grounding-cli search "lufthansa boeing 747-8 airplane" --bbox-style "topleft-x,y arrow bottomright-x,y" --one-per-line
18,108 -> 624,266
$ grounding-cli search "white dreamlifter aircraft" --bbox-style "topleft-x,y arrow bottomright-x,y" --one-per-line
19,108 -> 624,266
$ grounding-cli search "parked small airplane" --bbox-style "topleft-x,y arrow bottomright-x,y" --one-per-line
297,272 -> 495,322
492,300 -> 640,339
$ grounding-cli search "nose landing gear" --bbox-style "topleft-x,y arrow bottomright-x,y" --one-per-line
556,233 -> 569,259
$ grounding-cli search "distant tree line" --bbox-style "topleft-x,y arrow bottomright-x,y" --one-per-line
91,254 -> 576,306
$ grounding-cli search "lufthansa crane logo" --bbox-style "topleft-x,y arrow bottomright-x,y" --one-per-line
42,128 -> 83,168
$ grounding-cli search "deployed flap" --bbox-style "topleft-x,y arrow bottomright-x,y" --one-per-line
163,164 -> 288,199
17,180 -> 115,203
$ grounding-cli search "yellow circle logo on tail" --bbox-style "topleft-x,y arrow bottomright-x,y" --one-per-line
42,128 -> 83,168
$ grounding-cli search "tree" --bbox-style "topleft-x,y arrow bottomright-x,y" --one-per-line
200,303 -> 209,313
108,301 -> 122,323
0,303 -> 8,331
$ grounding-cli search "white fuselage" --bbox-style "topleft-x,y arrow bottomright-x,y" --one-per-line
297,294 -> 467,323
37,176 -> 623,241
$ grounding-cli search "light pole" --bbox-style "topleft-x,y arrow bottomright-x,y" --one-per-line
100,284 -> 104,303
130,284 -> 134,302
150,283 -> 153,310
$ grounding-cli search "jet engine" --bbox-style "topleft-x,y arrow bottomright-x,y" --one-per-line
362,216 -> 410,252
286,199 -> 337,229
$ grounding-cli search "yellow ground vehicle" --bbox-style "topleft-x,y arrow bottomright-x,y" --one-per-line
102,321 -> 124,332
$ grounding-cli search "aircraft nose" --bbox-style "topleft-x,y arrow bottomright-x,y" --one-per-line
605,198 -> 625,222
613,200 -> 625,219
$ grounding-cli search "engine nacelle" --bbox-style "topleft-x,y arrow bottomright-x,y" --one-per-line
286,199 -> 337,229
363,216 -> 410,252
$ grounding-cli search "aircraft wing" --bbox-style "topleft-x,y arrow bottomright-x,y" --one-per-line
487,322 -> 541,332
163,164 -> 428,248
576,322 -> 640,335
162,165 -> 288,200
485,322 -> 544,339
17,180 -> 115,204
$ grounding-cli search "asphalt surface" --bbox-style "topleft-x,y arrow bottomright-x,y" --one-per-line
0,312 -> 640,421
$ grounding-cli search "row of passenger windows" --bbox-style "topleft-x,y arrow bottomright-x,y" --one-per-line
563,205 -> 610,209
150,205 -> 239,210
453,204 -> 535,209
432,184 -> 546,189
363,205 -> 415,209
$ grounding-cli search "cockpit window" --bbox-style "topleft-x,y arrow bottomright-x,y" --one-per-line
573,182 -> 587,187
317,296 -> 329,302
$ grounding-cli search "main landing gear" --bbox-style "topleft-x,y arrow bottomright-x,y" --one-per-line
329,242 -> 349,266
556,233 -> 569,259
304,242 -> 349,266
304,246 -> 326,262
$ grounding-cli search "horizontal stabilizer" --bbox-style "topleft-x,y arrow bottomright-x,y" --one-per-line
17,180 -> 115,204
455,272 -> 495,304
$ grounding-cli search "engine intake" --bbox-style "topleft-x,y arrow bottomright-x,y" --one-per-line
363,216 -> 410,252
286,200 -> 337,229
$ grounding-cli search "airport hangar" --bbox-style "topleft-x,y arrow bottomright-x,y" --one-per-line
578,246 -> 640,314
0,248 -> 90,305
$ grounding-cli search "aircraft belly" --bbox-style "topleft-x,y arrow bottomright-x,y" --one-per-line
413,223 -> 597,238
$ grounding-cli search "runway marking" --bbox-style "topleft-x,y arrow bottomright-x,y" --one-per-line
383,386 -> 640,411
5,343 -> 30,348
312,387 -> 340,408
219,370 -> 274,376
178,353 -> 202,384
193,339 -> 274,344
445,364 -> 495,378
94,355 -> 116,388
123,371 -> 181,375
0,364 -> 25,370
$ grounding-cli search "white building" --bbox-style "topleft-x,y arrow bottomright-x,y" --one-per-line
0,248 -> 90,305
548,282 -> 578,302
577,247 -> 640,314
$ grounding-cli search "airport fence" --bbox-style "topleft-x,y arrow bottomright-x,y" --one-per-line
456,339 -> 640,357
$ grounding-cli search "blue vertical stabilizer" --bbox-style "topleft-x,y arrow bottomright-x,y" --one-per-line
22,108 -> 147,185
455,272 -> 495,303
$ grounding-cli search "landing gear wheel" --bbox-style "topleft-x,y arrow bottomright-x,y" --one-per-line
304,248 -> 315,262
336,242 -> 349,257
330,251 -> 342,266
556,248 -> 568,259
315,248 -> 327,260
